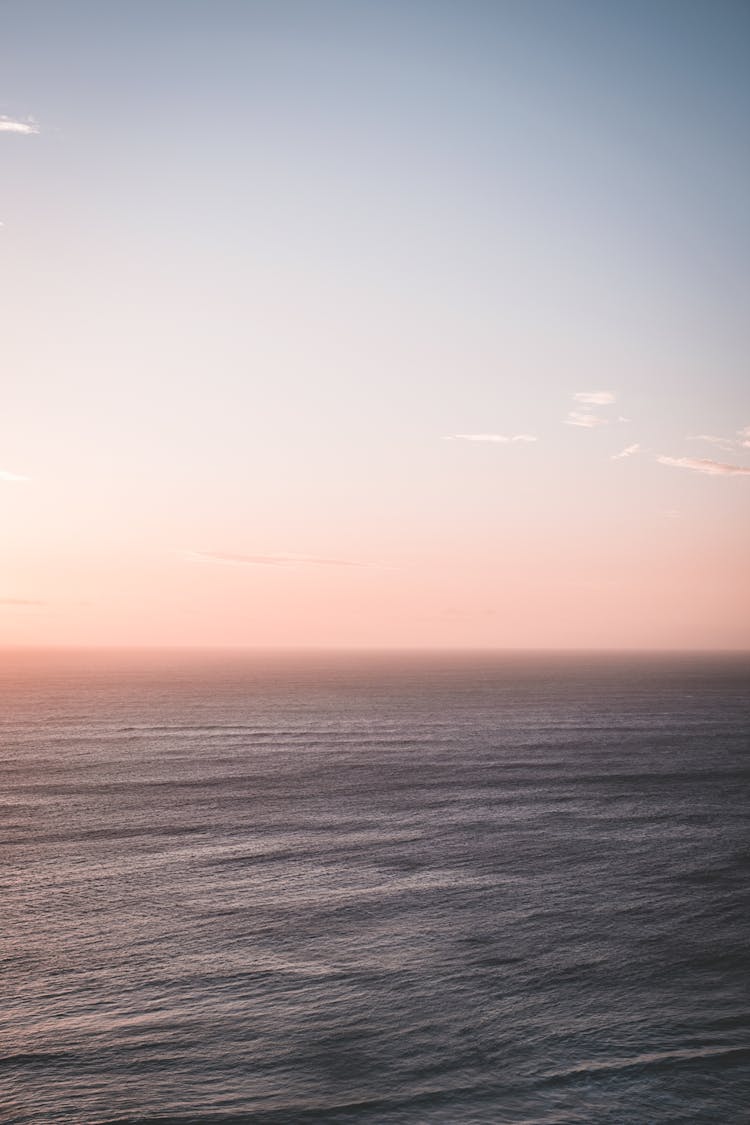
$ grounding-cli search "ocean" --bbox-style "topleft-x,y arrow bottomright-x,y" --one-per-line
2,650 -> 749,1124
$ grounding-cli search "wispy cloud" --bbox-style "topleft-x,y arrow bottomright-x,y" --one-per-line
0,116 -> 38,135
0,597 -> 44,606
0,469 -> 30,482
445,433 -> 508,443
564,411 -> 608,428
573,391 -> 616,405
565,390 -> 617,427
444,432 -> 537,443
188,550 -> 383,569
611,443 -> 640,460
687,433 -> 735,452
685,427 -> 750,453
657,455 -> 750,477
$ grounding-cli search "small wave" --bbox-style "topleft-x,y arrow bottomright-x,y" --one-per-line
90,1080 -> 507,1124
543,1043 -> 750,1084
0,1050 -> 77,1069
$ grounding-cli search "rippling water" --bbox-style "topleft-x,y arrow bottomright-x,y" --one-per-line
2,650 -> 749,1123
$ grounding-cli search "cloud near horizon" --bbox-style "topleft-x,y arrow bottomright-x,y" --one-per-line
0,597 -> 44,606
573,391 -> 616,405
444,433 -> 537,443
188,550 -> 383,569
0,116 -> 38,134
656,455 -> 750,477
611,443 -> 640,460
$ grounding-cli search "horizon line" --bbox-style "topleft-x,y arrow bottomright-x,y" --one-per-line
1,644 -> 748,655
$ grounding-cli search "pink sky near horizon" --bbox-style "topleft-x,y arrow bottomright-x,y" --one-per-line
3,485 -> 749,649
2,2 -> 749,650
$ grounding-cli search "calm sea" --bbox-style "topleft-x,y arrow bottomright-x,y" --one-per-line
2,650 -> 749,1124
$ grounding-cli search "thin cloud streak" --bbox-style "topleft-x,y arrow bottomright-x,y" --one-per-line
0,117 -> 38,134
656,456 -> 750,477
688,433 -> 735,451
444,433 -> 537,443
0,469 -> 30,482
611,443 -> 640,460
565,411 -> 607,428
188,550 -> 384,569
685,427 -> 750,452
0,598 -> 44,606
445,433 -> 509,443
573,391 -> 616,405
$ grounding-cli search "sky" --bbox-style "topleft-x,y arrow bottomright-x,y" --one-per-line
1,0 -> 749,649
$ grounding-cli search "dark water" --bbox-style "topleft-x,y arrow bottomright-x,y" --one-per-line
2,650 -> 749,1124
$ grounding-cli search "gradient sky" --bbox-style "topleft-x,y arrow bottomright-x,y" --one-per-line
2,0 -> 749,648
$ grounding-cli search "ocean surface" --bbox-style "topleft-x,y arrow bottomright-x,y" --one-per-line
1,650 -> 749,1124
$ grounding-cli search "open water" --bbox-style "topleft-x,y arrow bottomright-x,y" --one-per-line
1,650 -> 749,1123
